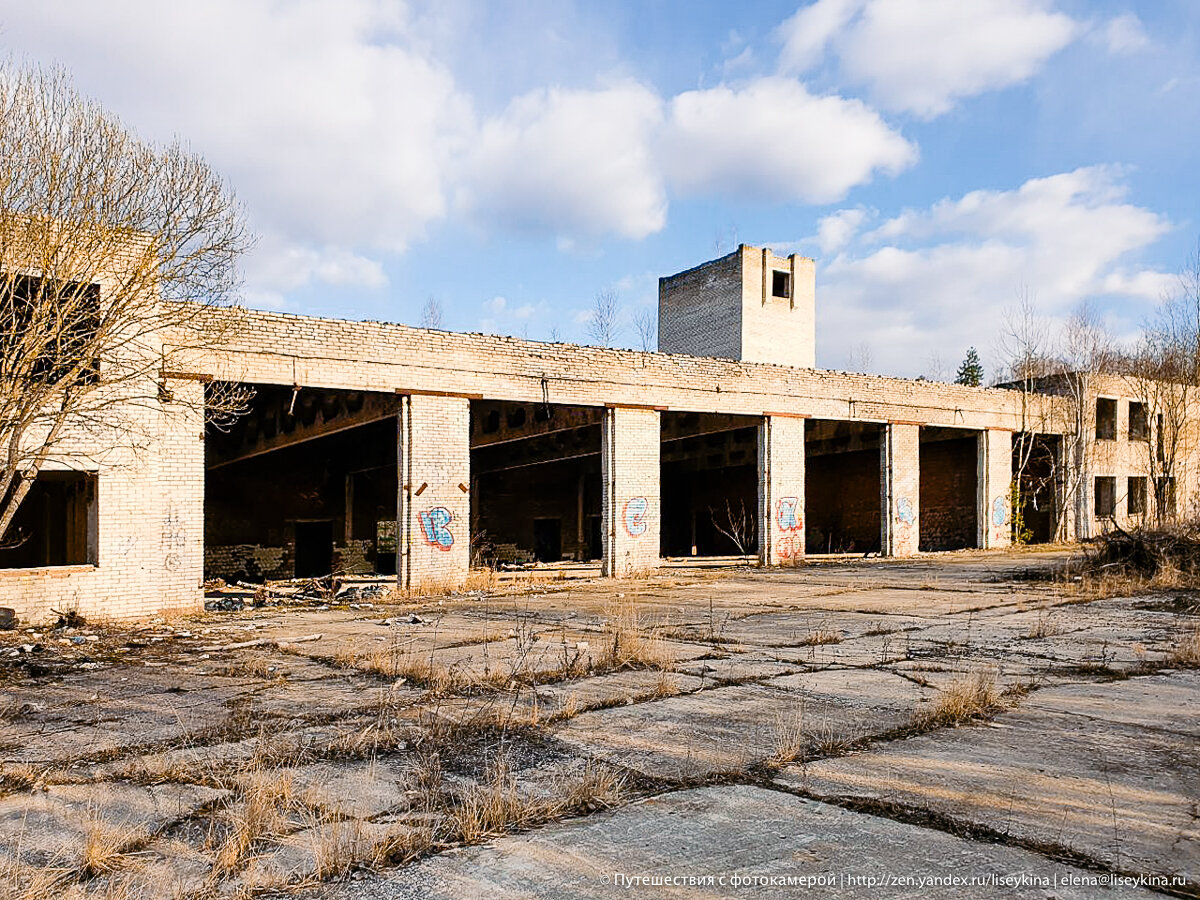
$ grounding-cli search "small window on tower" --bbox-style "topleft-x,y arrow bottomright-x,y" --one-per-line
771,270 -> 790,299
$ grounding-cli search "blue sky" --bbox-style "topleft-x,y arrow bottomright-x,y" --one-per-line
3,0 -> 1198,379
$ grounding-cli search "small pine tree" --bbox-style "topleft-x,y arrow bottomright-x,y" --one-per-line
955,347 -> 984,386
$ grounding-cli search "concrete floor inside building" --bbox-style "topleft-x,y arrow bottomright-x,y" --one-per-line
0,548 -> 1196,898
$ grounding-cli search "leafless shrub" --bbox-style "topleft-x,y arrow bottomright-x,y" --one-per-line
709,498 -> 753,556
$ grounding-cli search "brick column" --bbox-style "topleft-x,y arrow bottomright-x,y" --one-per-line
397,393 -> 470,590
759,415 -> 806,566
159,379 -> 205,613
881,423 -> 920,557
978,429 -> 1013,549
601,406 -> 660,576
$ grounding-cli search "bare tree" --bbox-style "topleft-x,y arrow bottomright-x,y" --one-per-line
923,352 -> 949,383
847,341 -> 872,372
419,295 -> 444,330
634,308 -> 657,352
0,63 -> 251,541
1121,243 -> 1200,524
587,288 -> 620,348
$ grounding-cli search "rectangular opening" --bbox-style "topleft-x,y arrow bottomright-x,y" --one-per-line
771,270 -> 791,299
1127,476 -> 1147,516
470,399 -> 603,567
1094,476 -> 1116,518
205,384 -> 402,582
2,274 -> 100,383
1128,401 -> 1149,441
661,412 -> 759,557
805,419 -> 882,554
0,471 -> 98,568
1095,398 -> 1117,441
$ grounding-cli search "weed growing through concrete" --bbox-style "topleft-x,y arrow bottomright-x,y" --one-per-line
595,596 -> 675,672
79,807 -> 151,878
1022,611 -> 1063,639
1169,624 -> 1200,667
912,670 -> 1007,729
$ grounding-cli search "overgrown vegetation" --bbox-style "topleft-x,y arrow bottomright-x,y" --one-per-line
1075,523 -> 1200,594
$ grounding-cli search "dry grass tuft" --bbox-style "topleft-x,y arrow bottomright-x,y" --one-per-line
770,708 -> 809,764
212,770 -> 300,876
1022,612 -> 1063,640
0,858 -> 70,900
595,598 -> 675,672
0,763 -> 46,794
557,760 -> 625,814
1170,624 -> 1200,667
310,817 -> 373,881
446,758 -> 531,845
80,809 -> 150,878
914,671 -> 1007,729
796,628 -> 842,647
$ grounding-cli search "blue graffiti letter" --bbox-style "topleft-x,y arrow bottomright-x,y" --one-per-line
418,507 -> 454,550
777,497 -> 801,532
623,497 -> 648,536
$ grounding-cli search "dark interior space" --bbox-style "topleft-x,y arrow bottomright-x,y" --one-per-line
205,384 -> 399,580
470,400 -> 603,565
919,427 -> 979,552
1015,433 -> 1059,544
294,520 -> 334,577
0,471 -> 97,569
805,420 -> 882,554
660,412 -> 759,557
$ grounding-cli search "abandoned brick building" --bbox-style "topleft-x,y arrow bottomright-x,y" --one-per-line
0,245 -> 1186,620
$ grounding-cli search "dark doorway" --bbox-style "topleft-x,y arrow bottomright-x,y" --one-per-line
294,520 -> 333,577
533,518 -> 562,562
588,515 -> 603,561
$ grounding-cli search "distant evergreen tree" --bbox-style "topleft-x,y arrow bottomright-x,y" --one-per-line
955,347 -> 984,386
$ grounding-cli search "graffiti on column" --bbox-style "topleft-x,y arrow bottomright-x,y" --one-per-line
991,496 -> 1008,545
162,503 -> 186,571
895,496 -> 915,549
776,496 -> 803,559
777,497 -> 802,531
419,507 -> 454,550
623,497 -> 648,536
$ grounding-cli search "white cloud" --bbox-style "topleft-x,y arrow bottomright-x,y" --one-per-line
812,166 -> 1172,376
663,78 -> 915,203
0,0 -> 472,299
1100,13 -> 1150,55
458,82 -> 667,241
776,0 -> 865,73
816,207 -> 869,254
779,0 -> 1078,118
